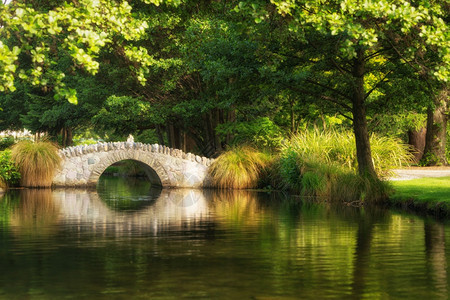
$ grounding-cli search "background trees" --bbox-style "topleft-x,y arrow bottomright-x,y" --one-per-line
0,0 -> 448,171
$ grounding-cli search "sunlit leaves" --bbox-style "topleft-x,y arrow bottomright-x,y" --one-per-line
0,42 -> 20,92
0,0 -> 156,103
267,0 -> 449,80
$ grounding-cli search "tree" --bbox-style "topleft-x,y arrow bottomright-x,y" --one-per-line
0,0 -> 161,103
238,0 -> 450,176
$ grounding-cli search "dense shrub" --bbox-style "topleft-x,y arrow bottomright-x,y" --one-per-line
11,140 -> 61,187
0,150 -> 21,188
0,137 -> 15,151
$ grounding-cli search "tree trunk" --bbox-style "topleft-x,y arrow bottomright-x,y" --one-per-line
352,49 -> 377,178
155,124 -> 165,145
166,122 -> 173,148
212,108 -> 222,152
423,87 -> 448,165
408,128 -> 426,163
66,127 -> 73,147
226,107 -> 236,145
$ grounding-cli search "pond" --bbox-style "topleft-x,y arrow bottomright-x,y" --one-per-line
0,176 -> 448,299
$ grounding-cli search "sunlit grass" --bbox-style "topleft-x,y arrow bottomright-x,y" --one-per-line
209,146 -> 271,189
11,140 -> 61,187
286,129 -> 413,178
275,129 -> 400,202
390,177 -> 450,203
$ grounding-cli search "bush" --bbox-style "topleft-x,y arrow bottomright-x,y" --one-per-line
0,150 -> 21,188
209,146 -> 271,189
0,137 -> 15,151
11,140 -> 61,187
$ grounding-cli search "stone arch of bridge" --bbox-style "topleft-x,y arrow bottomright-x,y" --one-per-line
88,152 -> 172,187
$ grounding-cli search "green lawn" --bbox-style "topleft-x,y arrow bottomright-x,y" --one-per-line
389,177 -> 450,215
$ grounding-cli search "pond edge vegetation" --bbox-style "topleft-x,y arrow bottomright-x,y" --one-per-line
0,131 -> 448,218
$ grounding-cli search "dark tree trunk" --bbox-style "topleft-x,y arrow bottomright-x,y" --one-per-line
66,127 -> 73,147
408,128 -> 426,163
212,108 -> 222,152
166,122 -> 173,148
226,107 -> 236,145
155,124 -> 165,145
352,49 -> 377,178
423,87 -> 448,165
60,127 -> 73,147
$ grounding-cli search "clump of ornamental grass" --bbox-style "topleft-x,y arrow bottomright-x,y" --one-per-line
277,129 -> 399,202
286,129 -> 413,178
11,140 -> 61,187
209,145 -> 271,189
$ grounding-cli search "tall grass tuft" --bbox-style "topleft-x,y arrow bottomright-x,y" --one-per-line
276,129 -> 401,202
11,140 -> 61,187
209,146 -> 270,189
285,129 -> 413,178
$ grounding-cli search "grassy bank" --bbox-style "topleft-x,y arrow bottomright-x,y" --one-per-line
388,177 -> 450,217
210,130 -> 412,203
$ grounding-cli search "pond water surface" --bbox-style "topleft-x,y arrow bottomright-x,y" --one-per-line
0,176 -> 449,299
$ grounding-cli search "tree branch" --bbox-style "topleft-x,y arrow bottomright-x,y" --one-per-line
364,70 -> 393,100
305,79 -> 353,101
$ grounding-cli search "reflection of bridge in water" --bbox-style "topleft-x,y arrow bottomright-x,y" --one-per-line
52,188 -> 211,236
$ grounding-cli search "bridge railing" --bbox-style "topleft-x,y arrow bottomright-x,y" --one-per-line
59,142 -> 214,167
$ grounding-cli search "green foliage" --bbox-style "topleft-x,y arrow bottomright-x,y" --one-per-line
209,146 -> 270,189
0,137 -> 15,151
93,96 -> 158,136
265,0 -> 449,81
216,117 -> 284,150
369,113 -> 427,139
11,140 -> 61,187
136,129 -> 159,145
0,150 -> 21,188
0,0 -> 153,102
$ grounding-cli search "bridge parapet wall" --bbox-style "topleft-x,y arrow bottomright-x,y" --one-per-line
59,142 -> 213,166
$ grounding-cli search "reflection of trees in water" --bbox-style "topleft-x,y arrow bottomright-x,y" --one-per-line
1,188 -> 448,299
425,220 -> 448,299
97,176 -> 161,211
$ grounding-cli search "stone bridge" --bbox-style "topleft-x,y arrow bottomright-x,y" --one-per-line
52,142 -> 213,188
